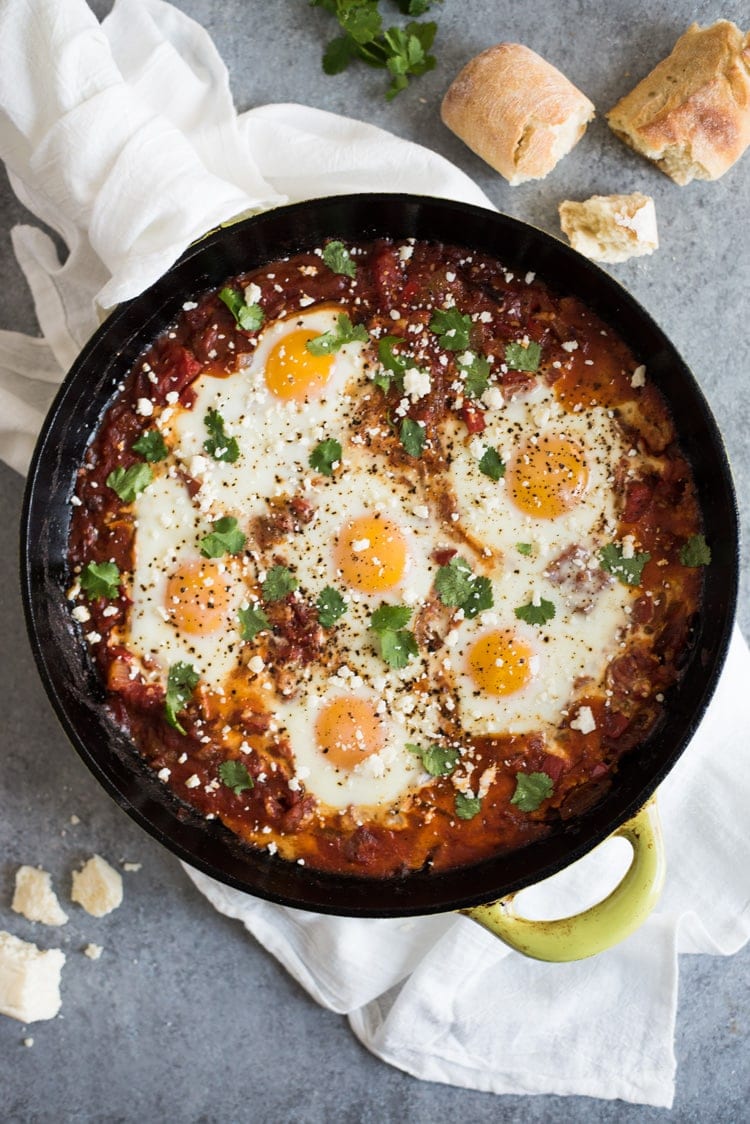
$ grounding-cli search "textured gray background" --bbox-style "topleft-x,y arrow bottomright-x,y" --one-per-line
1,1 -> 748,1121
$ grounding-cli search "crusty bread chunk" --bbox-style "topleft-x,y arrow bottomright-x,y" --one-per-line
559,193 -> 659,263
0,931 -> 65,1023
12,866 -> 69,926
71,854 -> 123,917
607,20 -> 750,184
441,43 -> 595,185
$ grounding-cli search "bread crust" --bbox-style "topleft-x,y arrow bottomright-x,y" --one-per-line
607,20 -> 750,184
441,43 -> 594,185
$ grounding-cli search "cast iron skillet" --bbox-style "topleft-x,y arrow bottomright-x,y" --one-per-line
21,194 -> 738,918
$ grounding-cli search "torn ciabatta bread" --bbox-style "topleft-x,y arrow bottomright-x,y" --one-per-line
441,43 -> 595,185
558,194 -> 659,263
607,20 -> 750,185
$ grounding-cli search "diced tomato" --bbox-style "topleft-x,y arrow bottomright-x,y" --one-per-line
461,402 -> 486,433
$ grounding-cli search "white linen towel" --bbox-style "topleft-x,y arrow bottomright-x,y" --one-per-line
1,1 -> 748,1108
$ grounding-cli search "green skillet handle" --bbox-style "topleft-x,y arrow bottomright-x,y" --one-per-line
462,799 -> 665,962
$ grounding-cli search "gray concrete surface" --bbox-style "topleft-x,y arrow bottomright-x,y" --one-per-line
1,1 -> 748,1120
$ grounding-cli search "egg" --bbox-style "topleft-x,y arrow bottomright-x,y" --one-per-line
161,306 -> 371,522
278,670 -> 441,810
128,473 -> 247,691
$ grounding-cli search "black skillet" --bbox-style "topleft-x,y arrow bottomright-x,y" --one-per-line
21,194 -> 739,921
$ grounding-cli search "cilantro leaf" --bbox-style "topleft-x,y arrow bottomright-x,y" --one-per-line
309,438 -> 342,477
238,604 -> 270,642
339,1 -> 382,43
505,340 -> 541,373
395,0 -> 438,15
370,602 -> 418,668
79,561 -> 120,601
370,603 -> 412,632
218,286 -> 264,332
218,759 -> 254,796
515,598 -> 556,626
383,23 -> 437,98
322,240 -> 356,278
599,542 -> 651,587
679,533 -> 712,567
165,661 -> 199,735
379,627 -> 419,668
106,463 -> 152,503
478,446 -> 505,481
429,307 -> 472,351
399,417 -> 426,457
458,352 -> 491,399
510,772 -> 554,812
407,743 -> 459,777
262,565 -> 298,602
434,556 -> 494,620
316,586 -> 348,628
455,792 -> 481,820
375,334 -> 409,391
199,516 -> 246,558
516,542 -> 533,556
132,429 -> 168,462
306,312 -> 369,355
322,33 -> 358,74
203,409 -> 240,464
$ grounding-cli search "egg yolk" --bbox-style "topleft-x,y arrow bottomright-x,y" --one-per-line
264,327 -> 334,401
335,514 -> 408,593
315,695 -> 386,768
165,560 -> 234,636
467,630 -> 536,697
507,435 -> 589,518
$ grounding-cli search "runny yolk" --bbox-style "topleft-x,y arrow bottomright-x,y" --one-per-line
506,435 -> 589,518
335,514 -> 408,593
165,559 -> 234,636
264,328 -> 334,401
315,695 -> 386,768
467,630 -> 536,697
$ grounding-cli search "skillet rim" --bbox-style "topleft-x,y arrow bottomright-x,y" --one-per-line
20,192 -> 739,917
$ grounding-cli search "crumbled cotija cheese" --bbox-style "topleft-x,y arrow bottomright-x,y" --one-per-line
570,706 -> 597,735
12,867 -> 68,927
70,855 -> 123,918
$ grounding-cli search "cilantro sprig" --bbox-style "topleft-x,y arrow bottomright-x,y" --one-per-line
262,565 -> 298,602
599,542 -> 651,587
478,446 -> 505,481
455,792 -> 481,820
238,604 -> 271,642
306,313 -> 369,355
132,429 -> 168,463
218,759 -> 254,796
199,516 -> 246,558
679,534 -> 711,567
407,743 -> 459,777
458,352 -> 491,399
374,335 -> 409,392
314,1 -> 439,100
370,602 -> 418,669
106,463 -> 152,503
399,417 -> 426,458
203,409 -> 240,464
510,772 -> 554,812
322,240 -> 356,278
429,307 -> 472,351
165,661 -> 199,735
505,340 -> 542,372
316,586 -> 348,628
309,438 -> 342,477
218,286 -> 264,332
434,556 -> 493,620
80,561 -> 120,601
515,598 -> 556,626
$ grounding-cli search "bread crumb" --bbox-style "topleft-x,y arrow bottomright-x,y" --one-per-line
121,862 -> 141,872
23,1037 -> 34,1047
559,194 -> 658,263
71,855 -> 123,918
0,931 -> 65,1023
12,867 -> 68,927
84,944 -> 103,961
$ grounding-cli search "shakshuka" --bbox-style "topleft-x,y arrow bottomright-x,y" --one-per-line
66,238 -> 708,876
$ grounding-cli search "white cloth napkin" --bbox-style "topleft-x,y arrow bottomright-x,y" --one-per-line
2,0 -> 748,1108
